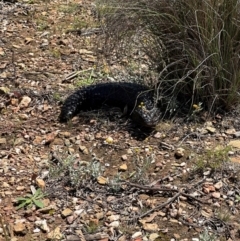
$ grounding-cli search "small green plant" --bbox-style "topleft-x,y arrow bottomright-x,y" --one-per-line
50,48 -> 61,58
36,19 -> 49,31
129,153 -> 155,184
69,160 -> 105,188
194,146 -> 231,172
108,173 -> 122,192
53,92 -> 62,101
75,68 -> 96,88
235,195 -> 240,202
188,102 -> 203,121
58,3 -> 80,14
199,229 -> 217,241
97,0 -> 240,115
0,215 -> 10,241
16,189 -> 45,210
65,17 -> 92,34
49,155 -> 105,188
85,220 -> 99,234
216,209 -> 230,222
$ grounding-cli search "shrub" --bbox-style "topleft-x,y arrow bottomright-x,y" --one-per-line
97,0 -> 240,116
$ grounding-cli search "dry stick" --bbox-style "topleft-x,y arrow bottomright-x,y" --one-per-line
124,181 -> 179,192
11,49 -> 16,80
169,54 -> 217,99
178,132 -> 204,146
0,215 -> 10,241
124,181 -> 206,204
62,68 -> 94,82
76,229 -> 86,241
137,192 -> 181,220
178,217 -> 201,228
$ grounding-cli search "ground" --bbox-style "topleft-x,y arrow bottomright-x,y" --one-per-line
0,1 -> 240,241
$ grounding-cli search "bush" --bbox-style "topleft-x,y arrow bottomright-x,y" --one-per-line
97,0 -> 240,116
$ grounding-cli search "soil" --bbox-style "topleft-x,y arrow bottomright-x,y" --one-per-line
0,1 -> 240,241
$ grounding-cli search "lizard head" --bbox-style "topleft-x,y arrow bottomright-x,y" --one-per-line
131,100 -> 160,128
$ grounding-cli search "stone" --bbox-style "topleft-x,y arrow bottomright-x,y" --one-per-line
109,221 -> 119,228
119,164 -> 127,171
0,86 -> 10,94
229,140 -> 240,149
230,156 -> 240,163
234,131 -> 240,138
35,219 -> 50,232
212,192 -> 221,199
13,222 -> 26,235
79,145 -> 89,155
121,155 -> 128,161
225,128 -> 236,135
52,138 -> 64,145
175,148 -> 185,158
61,208 -> 73,217
19,96 -> 31,108
38,204 -> 57,213
108,215 -> 120,222
214,181 -> 223,190
16,186 -> 25,191
14,138 -> 24,145
0,138 -> 6,144
149,233 -> 159,241
206,126 -> 216,134
105,136 -> 113,144
2,182 -> 9,188
47,226 -> 63,240
60,132 -> 71,138
97,176 -> 108,185
153,132 -> 162,138
95,212 -> 104,220
132,232 -> 142,239
142,223 -> 159,232
174,233 -> 181,239
36,178 -> 45,189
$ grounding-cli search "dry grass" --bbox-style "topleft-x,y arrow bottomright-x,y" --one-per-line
97,0 -> 240,116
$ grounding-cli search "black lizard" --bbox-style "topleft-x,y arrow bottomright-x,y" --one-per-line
59,82 -> 161,127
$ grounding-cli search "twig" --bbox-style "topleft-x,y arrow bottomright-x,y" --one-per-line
123,181 -> 206,204
0,215 -> 10,241
136,192 -> 181,220
62,68 -> 94,82
123,181 -> 179,192
178,217 -> 201,228
178,132 -> 203,146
